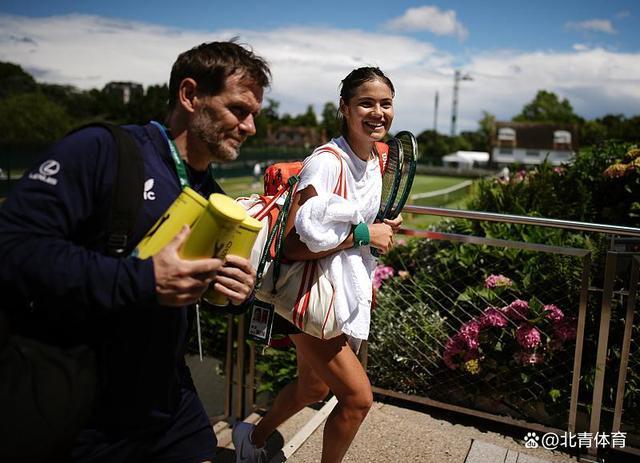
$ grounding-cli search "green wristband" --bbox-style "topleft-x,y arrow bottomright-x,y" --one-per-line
352,222 -> 370,248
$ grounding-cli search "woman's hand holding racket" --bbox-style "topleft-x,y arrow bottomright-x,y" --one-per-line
384,214 -> 403,232
368,223 -> 394,254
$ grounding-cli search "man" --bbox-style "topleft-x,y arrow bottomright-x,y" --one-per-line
0,41 -> 270,462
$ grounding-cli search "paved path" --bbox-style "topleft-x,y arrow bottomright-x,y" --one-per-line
218,400 -> 580,463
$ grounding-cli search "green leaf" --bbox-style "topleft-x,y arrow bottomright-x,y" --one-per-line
548,388 -> 562,402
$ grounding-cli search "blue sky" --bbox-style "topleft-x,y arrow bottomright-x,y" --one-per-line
1,1 -> 639,134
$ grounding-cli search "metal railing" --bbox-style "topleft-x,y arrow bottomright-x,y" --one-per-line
220,205 -> 640,462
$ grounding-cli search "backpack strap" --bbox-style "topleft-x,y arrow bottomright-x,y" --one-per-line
306,146 -> 346,198
70,122 -> 144,257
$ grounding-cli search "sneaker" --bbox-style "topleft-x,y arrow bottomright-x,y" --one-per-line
232,422 -> 266,463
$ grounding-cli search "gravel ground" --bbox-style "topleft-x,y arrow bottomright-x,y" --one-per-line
285,401 -> 580,463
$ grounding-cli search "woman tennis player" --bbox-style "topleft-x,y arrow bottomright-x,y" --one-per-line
233,67 -> 402,463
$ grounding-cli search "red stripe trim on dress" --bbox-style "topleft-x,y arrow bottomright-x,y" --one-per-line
297,261 -> 316,329
293,260 -> 312,327
320,283 -> 337,339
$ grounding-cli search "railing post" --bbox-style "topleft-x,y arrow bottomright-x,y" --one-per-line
588,251 -> 618,458
612,256 -> 639,432
234,314 -> 246,421
568,253 -> 592,433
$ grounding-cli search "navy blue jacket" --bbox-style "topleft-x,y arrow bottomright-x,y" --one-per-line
0,123 -> 224,436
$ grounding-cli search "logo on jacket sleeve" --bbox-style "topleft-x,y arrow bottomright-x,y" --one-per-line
143,178 -> 156,200
28,160 -> 60,185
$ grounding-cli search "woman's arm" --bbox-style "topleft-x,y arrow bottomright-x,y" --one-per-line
282,186 -> 394,261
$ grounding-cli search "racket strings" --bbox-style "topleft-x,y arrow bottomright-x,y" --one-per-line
389,132 -> 418,219
377,138 -> 403,220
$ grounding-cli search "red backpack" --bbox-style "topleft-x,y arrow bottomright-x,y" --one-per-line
263,161 -> 304,196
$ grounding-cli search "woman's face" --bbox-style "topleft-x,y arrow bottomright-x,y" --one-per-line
340,78 -> 394,144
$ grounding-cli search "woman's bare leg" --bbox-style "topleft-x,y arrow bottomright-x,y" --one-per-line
251,345 -> 330,448
291,334 -> 373,463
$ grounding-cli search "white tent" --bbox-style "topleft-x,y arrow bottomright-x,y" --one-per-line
442,151 -> 490,169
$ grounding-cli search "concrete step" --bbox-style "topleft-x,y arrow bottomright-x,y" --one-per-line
465,439 -> 552,463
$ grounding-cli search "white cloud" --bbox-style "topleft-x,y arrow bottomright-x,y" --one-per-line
572,43 -> 589,51
565,19 -> 617,34
384,6 -> 468,41
1,14 -> 639,136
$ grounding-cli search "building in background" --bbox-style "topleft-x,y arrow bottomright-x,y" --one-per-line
491,122 -> 579,166
103,81 -> 144,104
265,126 -> 326,149
442,150 -> 490,171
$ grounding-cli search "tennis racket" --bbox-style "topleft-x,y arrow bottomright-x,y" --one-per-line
386,131 -> 418,220
375,137 -> 404,222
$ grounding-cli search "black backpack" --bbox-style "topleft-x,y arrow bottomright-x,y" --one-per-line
0,123 -> 144,462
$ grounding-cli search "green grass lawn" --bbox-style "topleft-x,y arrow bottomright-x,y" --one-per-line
410,175 -> 465,193
219,175 -> 470,200
218,174 -> 475,230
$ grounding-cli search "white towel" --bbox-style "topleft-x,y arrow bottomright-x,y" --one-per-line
294,194 -> 363,252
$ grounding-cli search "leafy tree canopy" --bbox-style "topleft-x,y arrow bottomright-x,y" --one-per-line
0,92 -> 72,147
0,62 -> 37,99
513,90 -> 582,124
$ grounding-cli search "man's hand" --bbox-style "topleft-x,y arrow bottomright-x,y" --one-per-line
211,255 -> 256,305
153,225 -> 223,306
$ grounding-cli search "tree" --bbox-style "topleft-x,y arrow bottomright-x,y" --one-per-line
39,83 -> 103,122
580,120 -> 607,146
513,90 -> 582,124
127,84 -> 169,124
293,105 -> 318,127
245,98 -> 280,147
321,102 -> 341,139
0,92 -> 72,147
0,62 -> 37,98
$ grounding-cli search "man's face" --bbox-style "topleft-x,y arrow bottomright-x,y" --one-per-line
190,73 -> 264,162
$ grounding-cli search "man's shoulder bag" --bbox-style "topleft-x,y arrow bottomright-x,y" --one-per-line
0,122 -> 144,462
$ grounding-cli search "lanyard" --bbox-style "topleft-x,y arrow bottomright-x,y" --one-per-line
150,120 -> 215,189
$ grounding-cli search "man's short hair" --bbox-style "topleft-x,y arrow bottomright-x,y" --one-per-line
168,41 -> 271,109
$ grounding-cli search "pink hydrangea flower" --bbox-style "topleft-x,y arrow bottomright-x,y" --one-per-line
373,265 -> 394,289
544,304 -> 564,322
443,321 -> 482,370
484,274 -> 513,289
459,321 -> 481,350
553,166 -> 566,176
443,334 -> 468,369
516,323 -> 542,349
500,299 -> 529,320
479,307 -> 508,328
554,318 -> 577,342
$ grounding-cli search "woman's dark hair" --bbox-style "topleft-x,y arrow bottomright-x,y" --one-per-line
338,67 -> 395,135
168,40 -> 271,109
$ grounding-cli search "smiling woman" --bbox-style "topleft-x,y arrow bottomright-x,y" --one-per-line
233,66 -> 403,463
